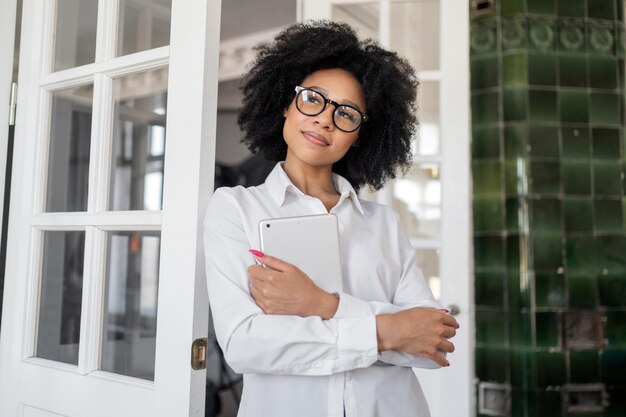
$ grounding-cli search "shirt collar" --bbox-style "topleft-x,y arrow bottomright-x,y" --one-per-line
266,162 -> 365,215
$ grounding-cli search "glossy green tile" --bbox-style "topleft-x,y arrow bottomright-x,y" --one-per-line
472,91 -> 500,125
565,235 -> 596,271
502,52 -> 527,87
593,162 -> 622,196
562,127 -> 590,159
535,351 -> 566,387
507,234 -> 521,271
476,309 -> 507,346
471,56 -> 500,90
509,311 -> 532,347
534,271 -> 566,307
535,312 -> 560,348
567,270 -> 598,308
563,197 -> 593,232
471,21 -> 499,55
569,351 -> 600,383
592,128 -> 621,160
529,198 -> 562,233
501,16 -> 527,50
528,0 -> 554,15
475,235 -> 506,271
472,126 -> 501,159
474,197 -> 505,232
596,235 -> 626,272
558,19 -> 586,53
533,389 -> 563,416
475,346 -> 507,382
532,234 -> 563,269
528,53 -> 556,86
504,124 -> 527,160
503,88 -> 528,122
560,90 -> 589,123
528,17 -> 556,51
561,160 -> 591,195
606,388 -> 626,417
557,0 -> 585,17
529,90 -> 557,122
590,93 -> 621,125
594,199 -> 623,234
601,349 -> 626,386
506,198 -> 521,232
475,271 -> 505,307
606,311 -> 626,347
510,348 -> 532,388
599,273 -> 626,306
558,55 -> 588,88
530,161 -> 561,195
587,0 -> 616,19
510,388 -> 530,417
528,126 -> 559,158
504,160 -> 522,196
587,20 -> 616,56
501,0 -> 525,15
473,161 -> 503,196
509,270 -> 532,310
617,27 -> 626,57
589,56 -> 619,90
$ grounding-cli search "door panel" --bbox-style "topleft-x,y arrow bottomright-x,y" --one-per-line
0,0 -> 222,415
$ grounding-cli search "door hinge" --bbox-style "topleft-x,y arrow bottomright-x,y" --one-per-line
191,337 -> 208,370
9,82 -> 17,126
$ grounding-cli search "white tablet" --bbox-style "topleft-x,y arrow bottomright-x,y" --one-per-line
259,214 -> 343,293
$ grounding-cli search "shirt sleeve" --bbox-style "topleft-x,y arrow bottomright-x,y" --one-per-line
203,189 -> 379,376
333,209 -> 444,370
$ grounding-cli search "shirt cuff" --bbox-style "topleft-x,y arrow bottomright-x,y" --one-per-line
337,315 -> 378,359
333,291 -> 374,319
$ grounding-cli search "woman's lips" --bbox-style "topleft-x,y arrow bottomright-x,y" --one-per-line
301,131 -> 330,146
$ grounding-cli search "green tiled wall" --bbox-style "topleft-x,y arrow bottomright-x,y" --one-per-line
471,1 -> 626,416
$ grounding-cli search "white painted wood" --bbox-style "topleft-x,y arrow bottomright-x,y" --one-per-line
0,0 -> 222,416
301,1 -> 473,416
0,0 -> 17,252
413,1 -> 472,416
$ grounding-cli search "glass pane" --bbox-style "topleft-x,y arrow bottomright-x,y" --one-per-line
46,84 -> 94,212
332,3 -> 380,40
53,0 -> 98,71
392,163 -> 441,239
390,1 -> 440,71
413,81 -> 440,157
101,231 -> 161,380
110,68 -> 168,211
415,248 -> 441,300
117,0 -> 172,56
37,231 -> 85,365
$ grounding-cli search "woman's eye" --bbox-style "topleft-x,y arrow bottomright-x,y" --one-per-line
337,109 -> 357,121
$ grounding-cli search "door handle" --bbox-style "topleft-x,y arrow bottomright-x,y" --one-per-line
448,304 -> 461,316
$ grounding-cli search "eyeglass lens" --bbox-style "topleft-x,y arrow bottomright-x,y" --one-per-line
296,89 -> 362,132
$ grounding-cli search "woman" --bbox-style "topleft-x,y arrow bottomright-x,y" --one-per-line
204,21 -> 458,417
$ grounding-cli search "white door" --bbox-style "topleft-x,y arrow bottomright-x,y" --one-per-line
0,0 -> 18,244
0,0 -> 221,416
299,1 -> 473,416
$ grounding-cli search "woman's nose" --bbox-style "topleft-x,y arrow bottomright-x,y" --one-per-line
313,105 -> 335,130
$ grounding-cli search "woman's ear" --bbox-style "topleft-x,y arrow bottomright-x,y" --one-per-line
352,137 -> 360,148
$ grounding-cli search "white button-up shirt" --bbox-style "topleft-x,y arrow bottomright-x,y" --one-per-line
203,162 -> 442,417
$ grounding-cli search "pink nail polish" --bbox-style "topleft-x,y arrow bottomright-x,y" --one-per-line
438,308 -> 449,313
249,249 -> 265,257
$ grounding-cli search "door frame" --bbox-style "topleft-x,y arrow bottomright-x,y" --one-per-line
0,0 -> 221,415
0,0 -> 18,260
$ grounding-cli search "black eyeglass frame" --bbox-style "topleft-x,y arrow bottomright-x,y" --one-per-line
294,86 -> 368,133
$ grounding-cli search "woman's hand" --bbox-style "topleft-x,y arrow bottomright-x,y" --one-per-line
376,308 -> 458,367
247,253 -> 339,319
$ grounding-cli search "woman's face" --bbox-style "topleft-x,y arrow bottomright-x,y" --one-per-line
282,68 -> 366,170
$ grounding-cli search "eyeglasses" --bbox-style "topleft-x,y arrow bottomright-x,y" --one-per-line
294,86 -> 368,133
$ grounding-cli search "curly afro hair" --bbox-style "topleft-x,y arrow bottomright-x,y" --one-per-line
238,20 -> 418,191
